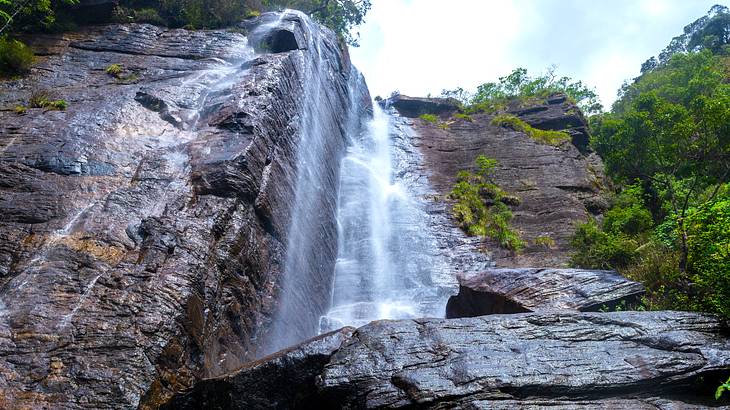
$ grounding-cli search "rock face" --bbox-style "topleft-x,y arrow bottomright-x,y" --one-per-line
0,11 -> 368,409
162,327 -> 355,409
167,311 -> 730,409
406,96 -> 609,267
386,95 -> 461,118
446,268 -> 646,318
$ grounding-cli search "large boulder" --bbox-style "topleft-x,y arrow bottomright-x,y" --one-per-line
166,311 -> 730,409
446,268 -> 645,318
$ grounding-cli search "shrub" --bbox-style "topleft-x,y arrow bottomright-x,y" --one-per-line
14,105 -> 27,114
569,218 -> 639,269
0,37 -> 35,77
419,113 -> 438,124
685,194 -> 730,317
454,113 -> 473,122
535,235 -> 557,249
28,91 -> 67,111
105,64 -> 123,77
450,155 -> 525,251
491,114 -> 570,146
603,184 -> 654,235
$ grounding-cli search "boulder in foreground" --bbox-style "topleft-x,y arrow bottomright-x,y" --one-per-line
446,268 -> 645,318
167,311 -> 730,409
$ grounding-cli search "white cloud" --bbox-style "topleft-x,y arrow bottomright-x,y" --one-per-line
351,0 -> 722,108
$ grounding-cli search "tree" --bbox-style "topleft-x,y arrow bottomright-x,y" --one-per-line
0,0 -> 80,34
444,66 -> 603,115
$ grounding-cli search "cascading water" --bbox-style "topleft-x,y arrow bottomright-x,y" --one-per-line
264,10 -> 369,353
320,104 -> 456,331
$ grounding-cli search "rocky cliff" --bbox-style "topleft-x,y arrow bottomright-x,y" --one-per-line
397,94 -> 608,267
0,11 -> 368,409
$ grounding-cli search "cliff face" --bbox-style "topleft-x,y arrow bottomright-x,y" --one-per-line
0,11 -> 368,409
401,95 -> 609,267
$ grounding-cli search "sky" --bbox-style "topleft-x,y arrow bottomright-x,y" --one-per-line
350,0 -> 724,108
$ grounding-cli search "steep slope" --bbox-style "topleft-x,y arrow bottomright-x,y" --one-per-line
0,12 -> 368,409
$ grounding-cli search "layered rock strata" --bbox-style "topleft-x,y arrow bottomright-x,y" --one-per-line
0,11 -> 368,409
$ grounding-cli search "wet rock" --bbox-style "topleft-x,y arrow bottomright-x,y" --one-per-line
167,311 -> 730,409
163,327 -> 355,410
319,312 -> 730,408
386,95 -> 460,118
0,11 -> 366,409
446,268 -> 645,318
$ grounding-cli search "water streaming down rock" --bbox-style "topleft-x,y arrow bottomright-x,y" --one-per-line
263,11 -> 371,354
320,105 -> 458,331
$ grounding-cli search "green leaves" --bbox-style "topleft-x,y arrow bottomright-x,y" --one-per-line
450,155 -> 525,251
716,376 -> 730,400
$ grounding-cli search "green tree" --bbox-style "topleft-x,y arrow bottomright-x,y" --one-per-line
444,66 -> 603,115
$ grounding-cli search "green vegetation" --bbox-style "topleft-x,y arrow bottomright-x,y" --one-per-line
718,376 -> 730,400
28,91 -> 67,110
105,64 -> 123,77
419,113 -> 438,124
534,235 -> 556,249
0,36 -> 34,77
491,114 -> 570,146
573,6 -> 730,318
450,155 -> 525,251
13,104 -> 26,114
442,66 -> 602,115
453,113 -> 473,122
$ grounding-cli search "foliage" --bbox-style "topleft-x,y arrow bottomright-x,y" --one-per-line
13,104 -> 26,114
0,0 -> 79,33
534,235 -> 556,249
28,91 -> 66,110
264,0 -> 371,46
718,376 -> 730,400
570,218 -> 639,270
684,191 -> 730,317
419,113 -> 438,124
443,66 -> 602,115
591,46 -> 730,277
453,113 -> 473,122
105,63 -> 123,77
0,35 -> 34,76
491,114 -> 570,146
450,155 -> 525,251
638,5 -> 730,72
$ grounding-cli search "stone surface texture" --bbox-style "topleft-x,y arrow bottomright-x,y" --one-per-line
446,268 -> 645,317
406,95 -> 610,267
167,311 -> 730,409
0,11 -> 368,409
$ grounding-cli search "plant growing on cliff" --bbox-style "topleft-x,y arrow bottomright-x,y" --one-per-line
419,113 -> 438,124
718,376 -> 730,400
491,114 -> 570,146
28,91 -> 67,110
450,155 -> 525,251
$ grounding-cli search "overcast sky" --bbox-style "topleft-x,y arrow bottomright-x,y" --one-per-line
350,0 -> 723,108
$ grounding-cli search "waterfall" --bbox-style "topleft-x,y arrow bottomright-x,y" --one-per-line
264,11 -> 369,353
320,105 -> 456,331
